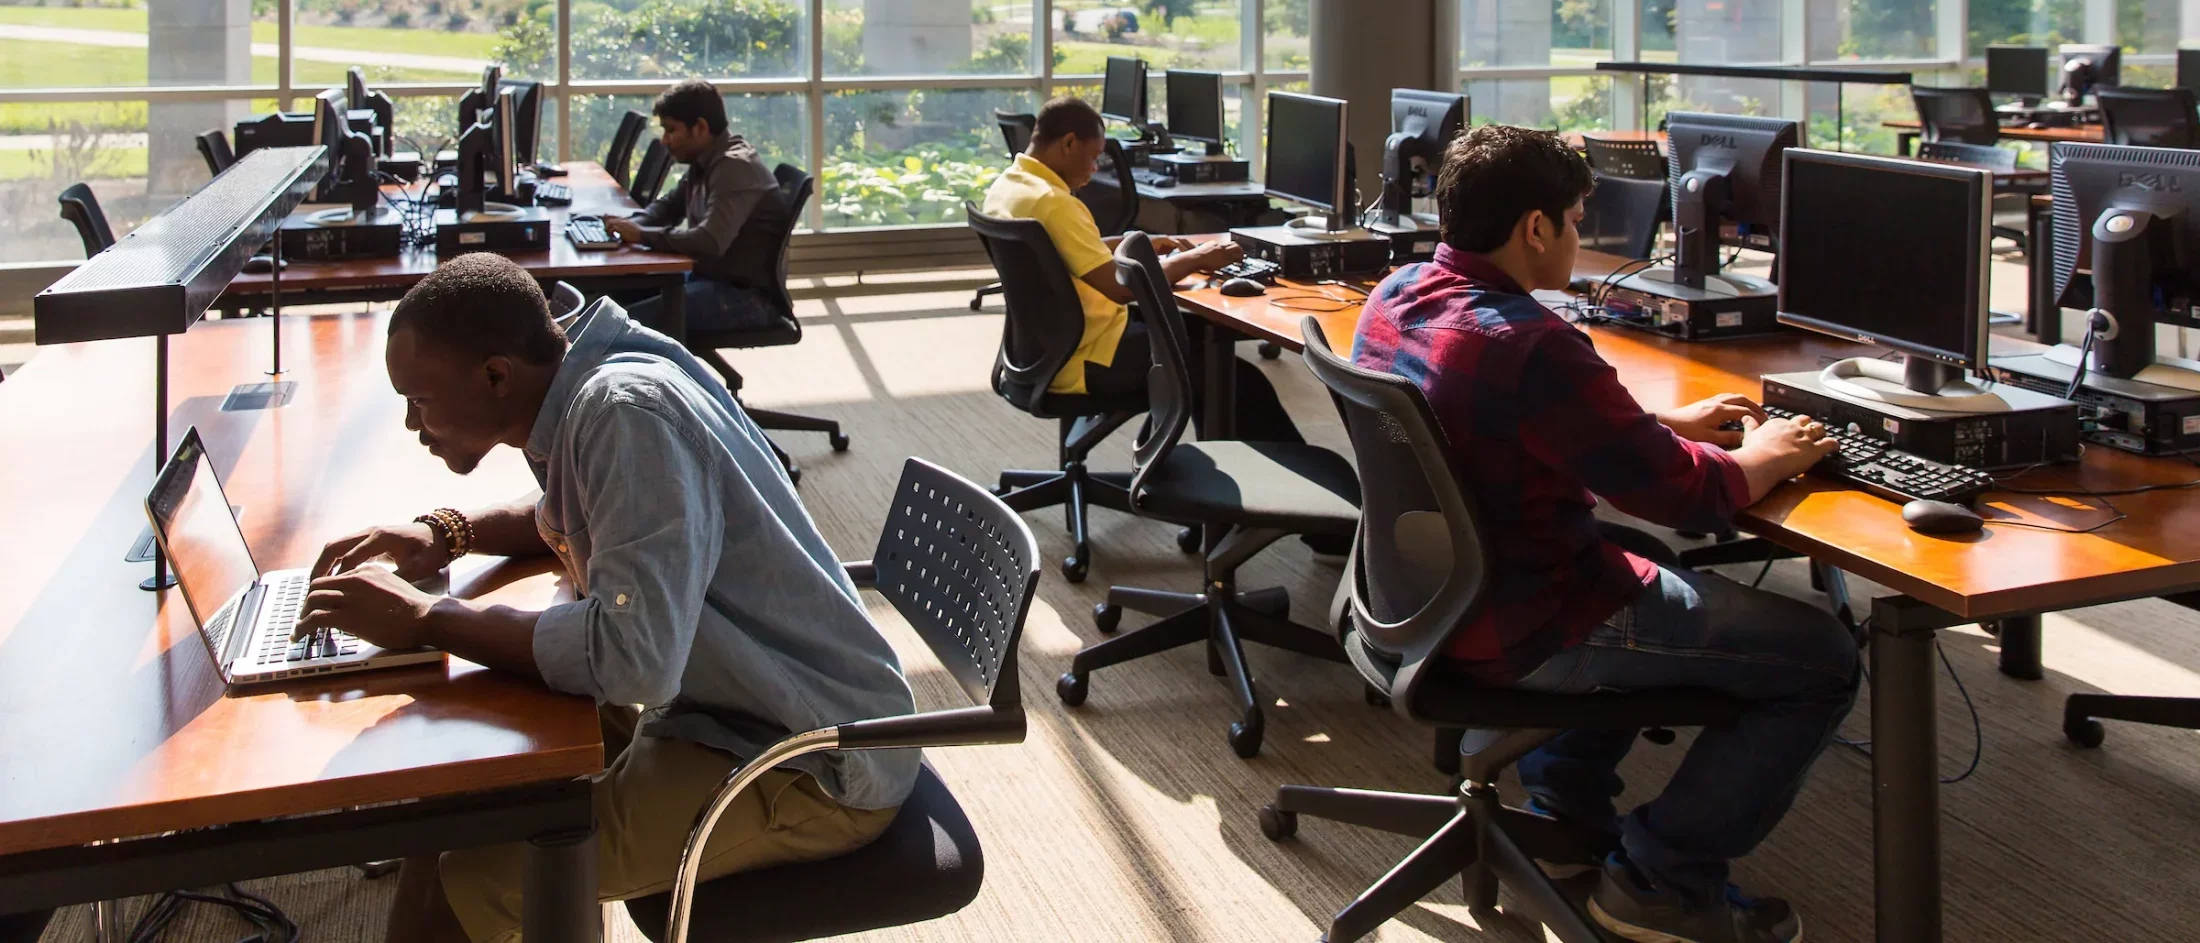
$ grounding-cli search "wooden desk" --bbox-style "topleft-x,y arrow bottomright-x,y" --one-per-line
0,312 -> 602,940
1173,247 -> 2200,943
1884,118 -> 2104,157
223,162 -> 695,336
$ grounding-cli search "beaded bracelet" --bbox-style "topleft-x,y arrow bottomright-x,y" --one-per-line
414,507 -> 475,560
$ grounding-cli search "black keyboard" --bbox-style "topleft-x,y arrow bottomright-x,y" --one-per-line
1766,406 -> 1994,505
1215,256 -> 1281,284
534,181 -> 572,205
565,216 -> 617,249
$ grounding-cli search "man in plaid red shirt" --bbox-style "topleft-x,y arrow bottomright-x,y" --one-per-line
1352,125 -> 1859,943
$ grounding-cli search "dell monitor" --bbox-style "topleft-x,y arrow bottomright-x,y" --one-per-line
2060,44 -> 2120,104
1101,56 -> 1148,126
1265,91 -> 1355,233
457,64 -> 504,134
1987,45 -> 2050,104
1165,69 -> 1226,155
1661,111 -> 1799,291
500,79 -> 543,167
345,67 -> 394,157
1778,148 -> 1998,404
1377,89 -> 1467,226
232,111 -> 314,158
2050,143 -> 2200,383
310,88 -> 378,215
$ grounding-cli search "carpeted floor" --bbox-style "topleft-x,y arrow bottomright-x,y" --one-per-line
35,259 -> 2200,942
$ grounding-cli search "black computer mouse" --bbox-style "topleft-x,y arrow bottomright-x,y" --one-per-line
241,254 -> 283,274
1219,277 -> 1268,297
1901,499 -> 1984,535
1151,175 -> 1177,188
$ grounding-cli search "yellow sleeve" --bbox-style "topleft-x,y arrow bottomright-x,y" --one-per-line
1037,193 -> 1116,281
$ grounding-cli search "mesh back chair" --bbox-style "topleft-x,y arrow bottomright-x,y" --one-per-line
1054,233 -> 1362,758
621,457 -> 1036,943
2100,86 -> 2200,148
681,165 -> 848,486
56,183 -> 115,258
1258,319 -> 1742,942
605,110 -> 651,190
1911,86 -> 2001,146
548,281 -> 587,320
196,129 -> 236,177
1582,137 -> 1666,181
1916,140 -> 2035,249
1579,172 -> 1666,260
966,202 -> 1145,582
971,110 -> 1040,311
1087,137 -> 1141,237
630,138 -> 674,205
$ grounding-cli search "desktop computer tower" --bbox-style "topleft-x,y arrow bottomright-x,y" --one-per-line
1150,151 -> 1250,183
1762,369 -> 2081,470
433,207 -> 552,256
1230,225 -> 1392,279
1601,275 -> 1783,341
278,208 -> 404,260
1989,353 -> 2200,455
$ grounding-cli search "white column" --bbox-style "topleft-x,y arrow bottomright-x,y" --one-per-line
1612,0 -> 1643,130
147,0 -> 251,196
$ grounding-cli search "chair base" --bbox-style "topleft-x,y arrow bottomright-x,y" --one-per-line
970,281 -> 1004,310
1056,583 -> 1342,758
995,465 -> 1131,583
2064,693 -> 2200,748
694,347 -> 847,485
1261,780 -> 1612,943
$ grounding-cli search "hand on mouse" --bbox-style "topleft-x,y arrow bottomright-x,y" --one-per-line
1732,413 -> 1839,503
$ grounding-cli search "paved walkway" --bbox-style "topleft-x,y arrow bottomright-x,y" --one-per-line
10,24 -> 486,75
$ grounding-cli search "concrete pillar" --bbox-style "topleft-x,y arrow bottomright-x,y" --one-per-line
1460,0 -> 1554,127
148,0 -> 251,196
1311,0 -> 1443,210
862,0 -> 974,74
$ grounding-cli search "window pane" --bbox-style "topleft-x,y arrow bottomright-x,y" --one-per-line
292,0 -> 526,86
1805,81 -> 1917,153
0,0 -> 273,89
569,0 -> 807,80
567,91 -> 805,176
1966,0 -> 2080,57
822,86 -> 1031,228
2118,0 -> 2178,55
0,101 -> 151,263
1462,0 -> 1611,68
1646,74 -> 1783,127
1054,0 -> 1241,74
1809,0 -> 1937,62
1465,75 -> 1618,132
1265,0 -> 1310,70
823,0 -> 1038,76
1644,0 -> 1783,65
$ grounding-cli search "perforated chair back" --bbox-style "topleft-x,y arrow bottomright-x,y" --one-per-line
605,110 -> 650,190
196,129 -> 235,177
1916,140 -> 2018,171
2100,86 -> 2200,148
1091,138 -> 1140,236
1111,231 -> 1196,498
1300,317 -> 1492,718
630,138 -> 673,205
1580,172 -> 1666,259
1582,137 -> 1666,181
866,457 -> 1039,712
967,203 -> 1089,414
994,109 -> 1035,159
1911,86 -> 2000,145
56,183 -> 115,258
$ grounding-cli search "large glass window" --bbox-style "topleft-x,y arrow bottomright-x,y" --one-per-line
1465,75 -> 1617,131
822,86 -> 1031,228
0,1 -> 274,90
1264,0 -> 1308,70
1052,0 -> 1241,74
1645,0 -> 1784,65
568,0 -> 807,80
824,0 -> 1037,75
1,100 -> 153,263
2118,0 -> 2178,54
1462,0 -> 1611,68
1809,0 -> 1937,61
1967,0 -> 2082,57
293,0 -> 525,86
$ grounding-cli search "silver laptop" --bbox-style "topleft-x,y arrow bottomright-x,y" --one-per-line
145,427 -> 445,685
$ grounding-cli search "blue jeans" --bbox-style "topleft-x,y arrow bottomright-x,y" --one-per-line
1513,563 -> 1861,903
625,276 -> 778,334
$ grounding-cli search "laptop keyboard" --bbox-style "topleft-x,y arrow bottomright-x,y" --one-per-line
252,573 -> 360,666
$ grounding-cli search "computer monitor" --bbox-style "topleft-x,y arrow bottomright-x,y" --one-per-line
310,88 -> 379,215
457,64 -> 504,135
500,79 -> 543,167
2050,143 -> 2200,381
2178,48 -> 2200,93
1101,56 -> 1148,125
1164,69 -> 1225,155
1987,45 -> 2050,103
345,67 -> 394,157
1662,111 -> 1799,290
1777,148 -> 1995,402
1378,89 -> 1467,225
232,111 -> 314,158
1264,91 -> 1354,233
2059,44 -> 2121,104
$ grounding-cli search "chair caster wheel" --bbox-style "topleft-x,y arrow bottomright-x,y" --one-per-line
1364,684 -> 1391,708
1061,554 -> 1088,583
1228,718 -> 1265,758
2065,716 -> 2105,749
1056,672 -> 1088,707
785,465 -> 802,486
969,297 -> 983,311
829,432 -> 850,451
1177,526 -> 1202,554
1093,602 -> 1121,634
1257,804 -> 1297,841
1258,341 -> 1282,360
1244,590 -> 1290,618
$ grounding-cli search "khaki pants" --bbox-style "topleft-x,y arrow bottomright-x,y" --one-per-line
441,706 -> 899,943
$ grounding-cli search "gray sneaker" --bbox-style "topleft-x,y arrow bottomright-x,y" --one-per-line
1588,856 -> 1803,943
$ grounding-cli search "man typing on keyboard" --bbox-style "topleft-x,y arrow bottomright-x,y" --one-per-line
1352,125 -> 1856,943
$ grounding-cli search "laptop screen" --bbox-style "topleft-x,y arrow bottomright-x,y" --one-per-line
146,429 -> 262,653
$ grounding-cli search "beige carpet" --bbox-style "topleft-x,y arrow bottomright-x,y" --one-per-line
36,261 -> 2200,942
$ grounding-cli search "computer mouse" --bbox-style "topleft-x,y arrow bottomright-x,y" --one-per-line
532,162 -> 566,177
1151,175 -> 1177,188
2026,121 -> 2047,129
1219,277 -> 1267,297
241,254 -> 282,274
1901,499 -> 1984,535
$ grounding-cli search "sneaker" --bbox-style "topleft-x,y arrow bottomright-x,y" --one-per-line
1588,856 -> 1803,943
1523,798 -> 1618,879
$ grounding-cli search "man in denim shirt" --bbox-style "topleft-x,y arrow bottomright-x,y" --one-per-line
298,253 -> 917,943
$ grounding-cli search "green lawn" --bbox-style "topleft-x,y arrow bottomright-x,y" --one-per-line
0,5 -> 501,59
0,144 -> 146,181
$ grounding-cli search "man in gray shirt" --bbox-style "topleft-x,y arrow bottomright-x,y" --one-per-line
606,78 -> 789,333
300,253 -> 916,943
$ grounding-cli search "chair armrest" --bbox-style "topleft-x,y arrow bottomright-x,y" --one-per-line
843,560 -> 876,589
837,706 -> 1026,750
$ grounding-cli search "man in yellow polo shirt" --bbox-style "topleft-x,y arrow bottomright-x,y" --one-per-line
981,96 -> 1304,443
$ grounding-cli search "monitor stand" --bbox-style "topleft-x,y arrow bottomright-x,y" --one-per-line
1818,356 -> 2011,414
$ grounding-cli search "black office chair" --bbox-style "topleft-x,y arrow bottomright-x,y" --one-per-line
1581,137 -> 1666,181
970,109 -> 1041,312
196,129 -> 236,177
1915,140 -> 2035,250
2100,86 -> 2200,148
967,202 -> 1145,582
1579,172 -> 1666,260
605,110 -> 650,190
1055,233 -> 1361,758
548,281 -> 587,319
630,139 -> 673,205
1258,318 -> 1743,943
1086,137 -> 1141,237
682,164 -> 849,485
57,182 -> 115,258
621,457 -> 1036,943
1911,86 -> 2000,146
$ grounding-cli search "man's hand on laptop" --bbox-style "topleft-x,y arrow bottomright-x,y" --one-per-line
313,523 -> 451,581
294,565 -> 437,649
